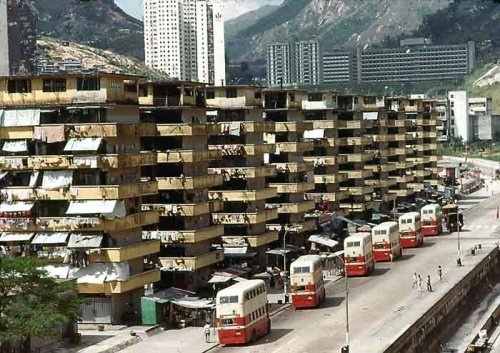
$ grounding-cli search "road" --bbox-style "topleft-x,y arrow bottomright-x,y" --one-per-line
211,186 -> 500,353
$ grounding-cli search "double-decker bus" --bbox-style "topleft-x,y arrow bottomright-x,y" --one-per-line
216,280 -> 270,345
371,221 -> 402,262
421,204 -> 443,236
343,232 -> 375,277
290,255 -> 326,308
399,212 -> 423,248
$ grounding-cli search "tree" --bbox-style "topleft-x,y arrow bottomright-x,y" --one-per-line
0,257 -> 81,352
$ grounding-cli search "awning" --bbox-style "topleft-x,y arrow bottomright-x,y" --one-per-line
64,138 -> 102,152
0,171 -> 9,180
363,112 -> 378,120
66,200 -> 126,219
68,262 -> 130,283
43,264 -> 71,280
67,233 -> 103,249
223,245 -> 248,255
171,297 -> 215,309
31,232 -> 69,245
308,235 -> 339,248
42,170 -> 73,189
304,129 -> 325,139
3,140 -> 27,153
208,275 -> 233,284
1,109 -> 40,127
0,232 -> 35,243
0,202 -> 34,212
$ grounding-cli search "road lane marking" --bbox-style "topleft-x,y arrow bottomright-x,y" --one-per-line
287,336 -> 299,345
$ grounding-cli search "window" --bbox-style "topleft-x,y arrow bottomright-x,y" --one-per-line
295,285 -> 306,292
346,241 -> 361,247
219,295 -> 238,304
124,83 -> 137,93
254,91 -> 262,99
221,318 -> 234,326
226,88 -> 237,98
293,266 -> 310,274
7,79 -> 31,93
43,79 -> 66,92
206,89 -> 215,99
77,77 -> 100,91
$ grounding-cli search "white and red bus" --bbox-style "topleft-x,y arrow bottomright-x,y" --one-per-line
421,204 -> 443,236
399,212 -> 424,248
216,279 -> 270,345
290,255 -> 326,308
371,221 -> 402,262
343,232 -> 375,277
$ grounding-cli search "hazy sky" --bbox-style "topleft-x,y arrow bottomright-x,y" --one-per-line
115,0 -> 283,20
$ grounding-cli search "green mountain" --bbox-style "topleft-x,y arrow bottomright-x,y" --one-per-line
225,5 -> 280,37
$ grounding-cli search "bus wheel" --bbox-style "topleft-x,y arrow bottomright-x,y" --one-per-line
252,329 -> 257,342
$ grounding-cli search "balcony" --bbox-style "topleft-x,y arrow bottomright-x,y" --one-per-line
404,106 -> 419,113
416,119 -> 436,126
412,169 -> 432,178
66,123 -> 151,138
268,182 -> 315,193
156,123 -> 213,136
239,121 -> 275,133
208,165 -> 276,179
143,225 -> 224,244
272,162 -> 314,174
212,209 -> 278,225
339,201 -> 373,211
409,183 -> 426,191
371,179 -> 398,188
274,122 -> 313,132
267,219 -> 317,234
379,120 -> 410,128
159,250 -> 224,271
309,120 -> 336,129
345,153 -> 373,163
142,200 -> 223,216
302,100 -> 336,110
304,155 -> 348,166
276,201 -> 315,214
156,175 -> 223,190
209,144 -> 274,156
209,188 -> 277,202
305,191 -> 349,202
391,175 -> 415,184
313,174 -> 348,184
372,135 -> 396,143
223,231 -> 278,248
338,120 -> 371,129
341,170 -> 373,179
2,182 -> 158,201
207,96 -> 262,108
275,141 -> 314,153
0,126 -> 34,140
89,240 -> 160,263
364,164 -> 397,173
381,193 -> 397,202
77,269 -> 160,295
339,186 -> 374,196
157,150 -> 222,164
428,155 -> 440,162
389,189 -> 415,197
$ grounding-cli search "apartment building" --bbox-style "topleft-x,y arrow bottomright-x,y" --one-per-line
205,86 -> 279,267
322,51 -> 353,84
294,41 -> 321,86
139,81 -> 224,291
0,73 -> 161,324
267,43 -> 295,87
263,89 -> 317,247
0,2 -> 8,76
143,0 -> 226,84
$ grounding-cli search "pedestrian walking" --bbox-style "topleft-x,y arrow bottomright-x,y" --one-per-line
412,272 -> 418,289
204,321 -> 211,343
417,274 -> 423,292
427,275 -> 433,292
389,253 -> 394,262
437,265 -> 443,281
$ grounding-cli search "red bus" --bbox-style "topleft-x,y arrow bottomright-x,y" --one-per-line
216,280 -> 270,345
399,212 -> 424,248
290,255 -> 325,308
371,221 -> 402,262
344,232 -> 375,277
421,204 -> 443,236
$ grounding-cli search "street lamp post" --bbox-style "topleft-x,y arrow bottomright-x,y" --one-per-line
283,229 -> 288,302
457,212 -> 462,266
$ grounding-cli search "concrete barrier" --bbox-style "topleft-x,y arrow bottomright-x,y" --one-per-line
385,247 -> 500,353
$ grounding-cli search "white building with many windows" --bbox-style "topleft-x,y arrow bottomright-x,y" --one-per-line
0,1 -> 8,76
144,0 -> 226,84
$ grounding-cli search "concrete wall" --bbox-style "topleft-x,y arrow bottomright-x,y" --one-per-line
386,246 -> 500,353
0,2 -> 8,76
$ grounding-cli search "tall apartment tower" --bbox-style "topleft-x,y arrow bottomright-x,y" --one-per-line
0,0 -> 37,75
294,41 -> 321,85
144,0 -> 226,84
267,43 -> 295,87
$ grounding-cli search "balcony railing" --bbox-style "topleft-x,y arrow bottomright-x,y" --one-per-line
156,123 -> 212,136
274,122 -> 313,132
208,144 -> 274,156
339,186 -> 374,195
142,225 -> 224,244
313,174 -> 348,184
268,182 -> 315,193
157,150 -> 222,163
212,209 -> 278,225
77,269 -> 160,295
156,175 -> 223,190
309,120 -> 336,129
208,165 -> 276,179
276,201 -> 315,214
209,188 -> 277,202
272,162 -> 314,174
89,240 -> 160,263
223,231 -> 278,248
305,191 -> 349,202
159,250 -> 224,271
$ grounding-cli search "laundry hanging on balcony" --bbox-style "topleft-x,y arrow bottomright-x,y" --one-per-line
0,109 -> 40,127
33,125 -> 65,143
363,112 -> 378,120
0,232 -> 35,243
308,234 -> 339,248
66,200 -> 126,219
64,137 -> 102,152
303,129 -> 325,139
67,262 -> 130,283
42,170 -> 73,189
67,233 -> 103,249
0,201 -> 34,213
2,140 -> 27,153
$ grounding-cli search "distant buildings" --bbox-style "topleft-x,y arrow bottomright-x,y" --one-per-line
267,40 -> 321,87
267,38 -> 475,86
0,0 -> 37,75
143,0 -> 226,85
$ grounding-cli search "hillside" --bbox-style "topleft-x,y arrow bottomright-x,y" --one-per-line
225,5 -> 280,37
227,0 -> 452,61
33,0 -> 144,60
464,63 -> 500,114
37,37 -> 167,80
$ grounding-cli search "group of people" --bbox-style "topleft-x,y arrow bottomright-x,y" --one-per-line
412,265 -> 443,292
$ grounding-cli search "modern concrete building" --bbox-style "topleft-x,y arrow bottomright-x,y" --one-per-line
294,41 -> 321,85
322,51 -> 353,84
143,0 -> 226,84
267,42 -> 295,87
0,1 -> 8,76
0,73 -> 161,324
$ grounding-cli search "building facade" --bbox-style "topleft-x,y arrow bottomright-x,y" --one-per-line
0,1 -> 8,76
143,0 -> 226,84
294,41 -> 321,85
322,51 -> 353,84
267,43 -> 295,87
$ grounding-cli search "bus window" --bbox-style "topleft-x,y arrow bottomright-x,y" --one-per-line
220,296 -> 238,304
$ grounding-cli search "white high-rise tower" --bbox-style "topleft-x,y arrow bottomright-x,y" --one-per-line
0,1 -> 10,76
144,0 -> 226,84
